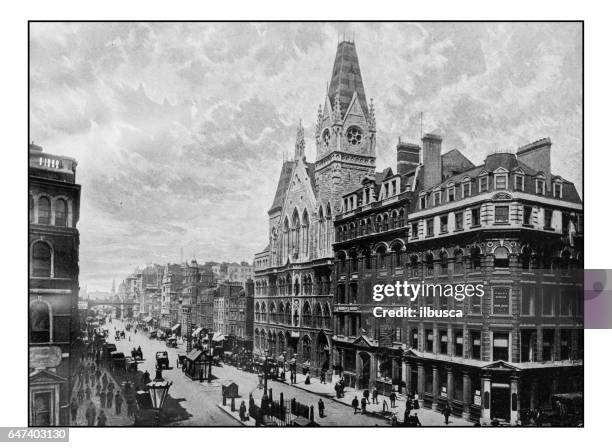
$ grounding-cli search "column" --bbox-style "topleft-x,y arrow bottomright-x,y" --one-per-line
446,366 -> 454,407
510,374 -> 520,425
432,365 -> 439,411
401,361 -> 408,395
369,353 -> 378,389
481,374 -> 491,425
405,362 -> 412,397
417,362 -> 424,407
462,372 -> 471,420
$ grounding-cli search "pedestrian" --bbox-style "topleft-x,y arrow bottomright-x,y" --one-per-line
361,396 -> 367,414
114,392 -> 123,415
100,390 -> 106,409
97,410 -> 107,427
108,381 -> 114,394
390,391 -> 396,408
106,390 -> 113,408
239,400 -> 248,421
85,386 -> 91,401
413,413 -> 422,427
101,373 -> 108,388
372,387 -> 379,405
85,402 -> 96,426
363,388 -> 370,404
443,403 -> 452,425
126,396 -> 135,417
403,408 -> 411,426
352,396 -> 359,414
318,398 -> 325,418
320,370 -> 326,384
382,400 -> 388,412
305,373 -> 311,385
70,397 -> 79,423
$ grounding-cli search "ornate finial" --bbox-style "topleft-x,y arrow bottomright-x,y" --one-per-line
294,120 -> 305,160
315,104 -> 323,136
369,97 -> 376,128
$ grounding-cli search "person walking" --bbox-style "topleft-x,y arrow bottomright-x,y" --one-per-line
372,387 -> 379,405
114,391 -> 123,415
318,398 -> 325,418
382,400 -> 388,412
85,402 -> 96,426
363,388 -> 370,404
443,403 -> 452,425
352,396 -> 359,414
239,400 -> 248,421
70,397 -> 79,423
320,370 -> 326,384
390,391 -> 397,408
108,381 -> 115,395
106,389 -> 113,409
97,410 -> 107,427
361,396 -> 367,414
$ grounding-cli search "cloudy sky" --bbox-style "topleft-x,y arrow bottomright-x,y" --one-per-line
29,22 -> 582,291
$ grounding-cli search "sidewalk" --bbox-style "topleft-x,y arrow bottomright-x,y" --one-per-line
70,360 -> 135,427
287,372 -> 471,426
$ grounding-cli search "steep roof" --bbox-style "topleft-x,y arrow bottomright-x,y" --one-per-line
269,160 -> 295,214
328,41 -> 369,120
442,149 -> 476,179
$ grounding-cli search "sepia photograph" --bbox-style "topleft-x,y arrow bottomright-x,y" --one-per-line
27,21 -> 583,428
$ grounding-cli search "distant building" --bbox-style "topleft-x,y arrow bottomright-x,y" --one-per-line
28,143 -> 81,426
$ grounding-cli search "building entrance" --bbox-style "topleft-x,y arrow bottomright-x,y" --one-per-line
491,383 -> 511,421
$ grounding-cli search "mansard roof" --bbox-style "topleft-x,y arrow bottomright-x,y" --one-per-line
328,41 -> 369,120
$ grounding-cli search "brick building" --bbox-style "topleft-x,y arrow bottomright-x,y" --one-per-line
333,134 -> 583,424
28,143 -> 81,426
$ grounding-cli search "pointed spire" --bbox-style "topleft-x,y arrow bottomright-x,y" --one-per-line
327,40 -> 369,121
369,97 -> 376,129
294,120 -> 305,160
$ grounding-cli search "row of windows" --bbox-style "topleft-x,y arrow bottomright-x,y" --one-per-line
419,173 -> 564,210
29,195 -> 72,227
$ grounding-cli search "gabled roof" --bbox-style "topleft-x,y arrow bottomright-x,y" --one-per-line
328,41 -> 369,120
442,149 -> 475,179
268,160 -> 295,214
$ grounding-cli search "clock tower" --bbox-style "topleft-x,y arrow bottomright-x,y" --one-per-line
314,39 -> 376,215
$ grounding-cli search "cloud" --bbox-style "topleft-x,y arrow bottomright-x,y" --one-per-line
29,22 -> 582,290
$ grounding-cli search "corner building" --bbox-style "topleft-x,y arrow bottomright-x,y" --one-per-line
28,143 -> 81,426
333,134 -> 583,425
254,40 -> 376,377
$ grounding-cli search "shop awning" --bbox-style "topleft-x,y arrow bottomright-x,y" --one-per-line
212,332 -> 225,342
192,327 -> 203,338
171,324 -> 181,332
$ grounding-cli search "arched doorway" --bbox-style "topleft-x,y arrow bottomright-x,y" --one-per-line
316,332 -> 330,372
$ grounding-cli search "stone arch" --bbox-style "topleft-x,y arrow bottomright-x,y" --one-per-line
30,239 -> 54,278
315,331 -> 331,371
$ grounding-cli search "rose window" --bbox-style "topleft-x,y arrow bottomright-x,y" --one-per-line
346,126 -> 362,146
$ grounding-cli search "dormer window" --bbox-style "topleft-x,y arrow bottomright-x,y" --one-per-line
514,174 -> 524,191
364,188 -> 370,204
536,179 -> 545,195
420,195 -> 427,210
384,183 -> 390,198
447,186 -> 455,202
462,180 -> 471,198
494,173 -> 508,190
433,191 -> 442,206
479,175 -> 489,193
553,182 -> 563,199
391,180 -> 396,196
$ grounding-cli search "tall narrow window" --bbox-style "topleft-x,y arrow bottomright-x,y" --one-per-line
479,176 -> 489,192
470,331 -> 481,359
440,215 -> 448,233
495,174 -> 508,190
38,197 -> 50,225
32,242 -> 52,278
455,212 -> 464,230
544,209 -> 553,228
471,208 -> 481,227
55,199 -> 67,227
523,206 -> 532,225
514,175 -> 524,191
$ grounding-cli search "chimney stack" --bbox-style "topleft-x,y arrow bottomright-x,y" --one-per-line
422,133 -> 443,189
396,139 -> 421,176
516,138 -> 551,186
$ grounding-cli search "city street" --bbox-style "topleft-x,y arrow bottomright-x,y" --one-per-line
104,319 -> 393,426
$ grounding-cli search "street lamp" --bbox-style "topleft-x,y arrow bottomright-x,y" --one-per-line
263,349 -> 269,395
207,333 -> 213,383
147,367 -> 172,426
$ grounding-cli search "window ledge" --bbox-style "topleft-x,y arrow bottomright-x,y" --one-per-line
471,224 -> 481,229
454,228 -> 464,232
522,223 -> 534,228
543,226 -> 555,231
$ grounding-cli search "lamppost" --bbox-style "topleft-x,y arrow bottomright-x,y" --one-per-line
207,332 -> 213,383
263,349 -> 269,395
147,367 -> 172,426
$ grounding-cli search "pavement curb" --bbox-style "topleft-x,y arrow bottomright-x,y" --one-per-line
216,403 -> 248,426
